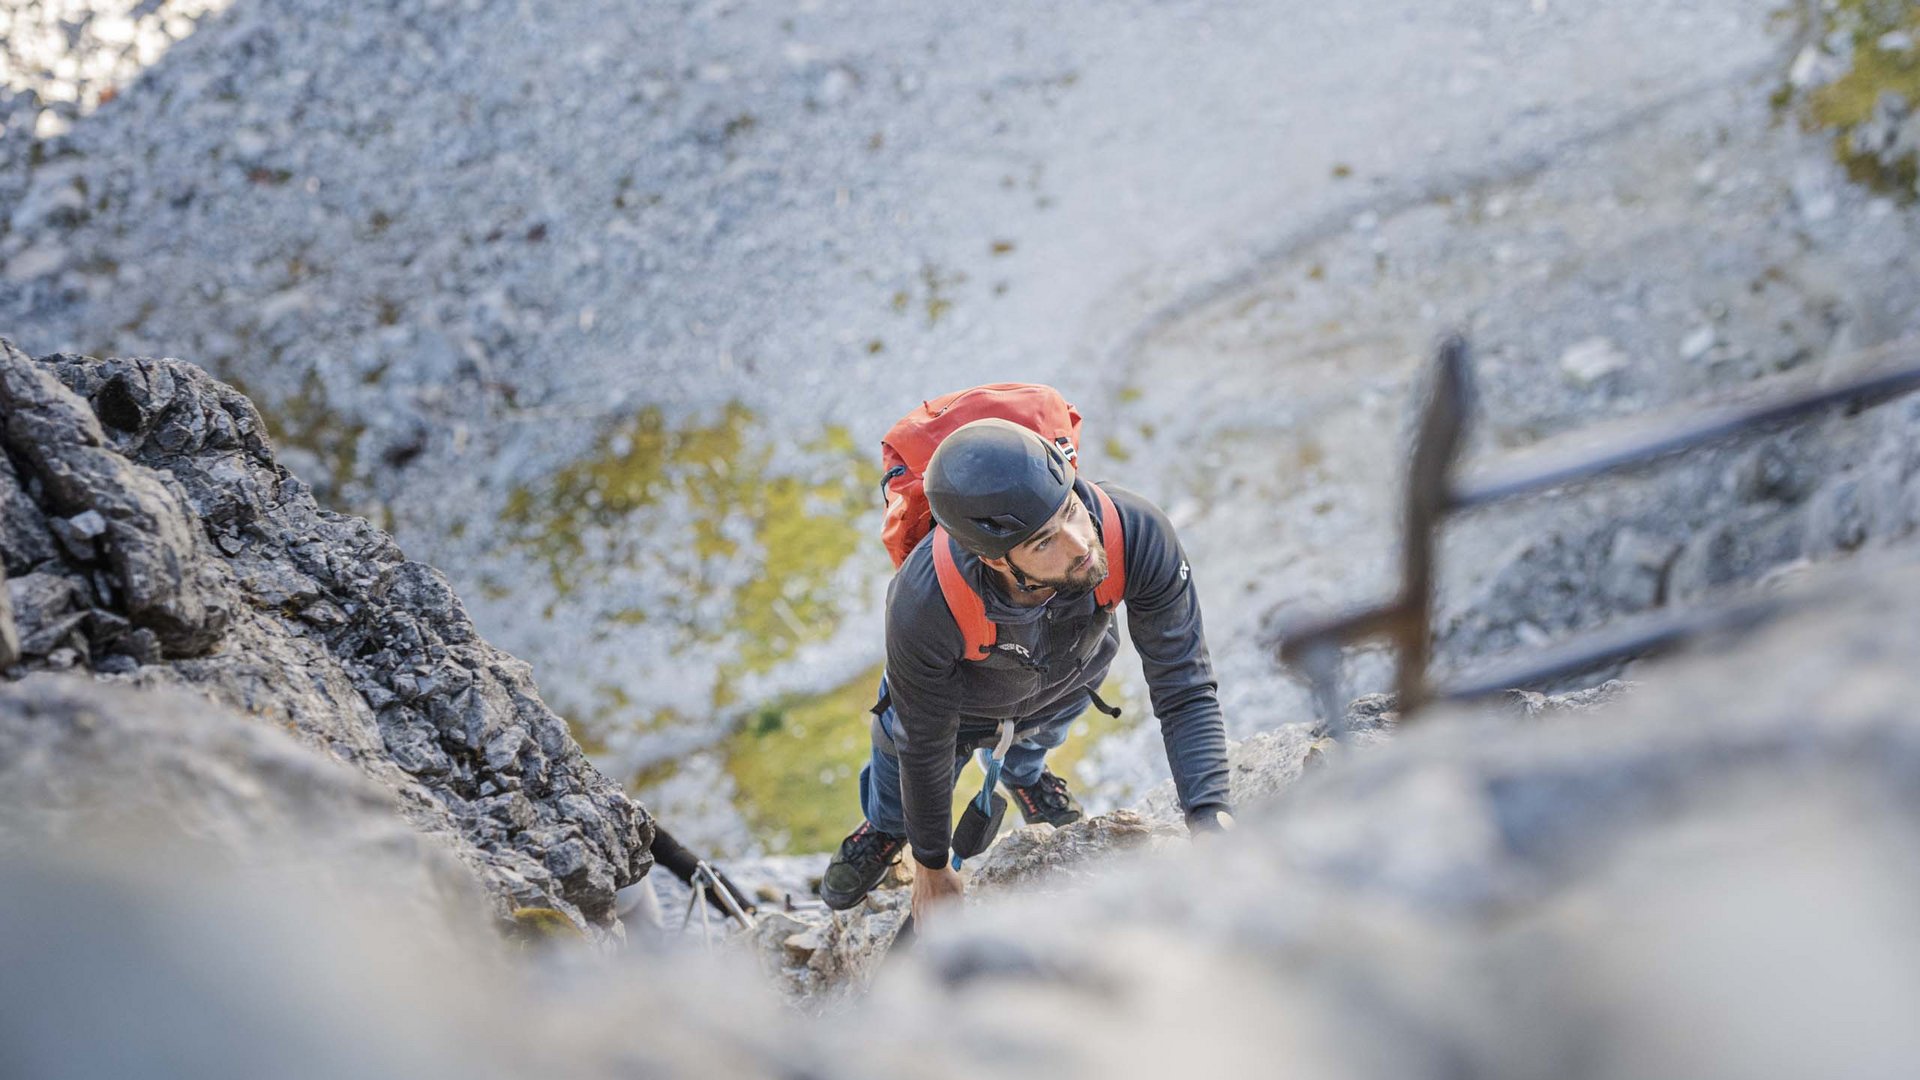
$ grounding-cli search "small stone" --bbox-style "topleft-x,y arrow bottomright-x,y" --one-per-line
1792,167 -> 1838,223
4,244 -> 70,283
119,628 -> 163,664
1513,621 -> 1553,648
298,600 -> 347,627
1605,529 -> 1679,609
1679,325 -> 1717,363
485,727 -> 527,773
1559,337 -> 1629,386
1788,44 -> 1839,90
817,67 -> 855,106
545,838 -> 590,880
65,511 -> 108,539
49,512 -> 107,561
33,110 -> 71,140
783,928 -> 826,960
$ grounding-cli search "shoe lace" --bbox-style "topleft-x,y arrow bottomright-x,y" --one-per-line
846,823 -> 903,866
1031,771 -> 1071,811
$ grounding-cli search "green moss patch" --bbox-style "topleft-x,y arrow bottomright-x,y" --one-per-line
503,403 -> 877,703
724,663 -> 883,853
501,402 -> 755,599
1788,0 -> 1920,197
1046,677 -> 1136,783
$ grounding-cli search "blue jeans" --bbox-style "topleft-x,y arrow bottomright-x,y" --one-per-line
859,674 -> 1087,837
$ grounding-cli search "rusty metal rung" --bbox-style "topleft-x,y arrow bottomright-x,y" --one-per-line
1433,594 -> 1786,703
1275,601 -> 1413,664
1276,333 -> 1920,734
1450,353 -> 1920,512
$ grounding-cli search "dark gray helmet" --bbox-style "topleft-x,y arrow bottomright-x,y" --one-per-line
924,418 -> 1076,559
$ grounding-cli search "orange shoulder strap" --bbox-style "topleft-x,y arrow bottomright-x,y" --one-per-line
932,527 -> 997,661
1092,484 -> 1126,610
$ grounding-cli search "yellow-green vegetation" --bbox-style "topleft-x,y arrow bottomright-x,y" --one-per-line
890,264 -> 964,328
1044,677 -> 1136,783
724,663 -> 882,853
506,907 -> 586,946
1793,0 -> 1920,195
503,403 -> 876,705
502,402 -> 754,598
723,665 -> 1138,853
720,425 -> 874,690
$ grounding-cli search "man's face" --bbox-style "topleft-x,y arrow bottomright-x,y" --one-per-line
999,493 -> 1108,592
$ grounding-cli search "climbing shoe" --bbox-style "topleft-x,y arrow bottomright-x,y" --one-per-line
1003,769 -> 1083,827
818,821 -> 908,910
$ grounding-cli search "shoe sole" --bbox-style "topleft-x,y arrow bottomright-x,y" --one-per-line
817,850 -> 902,910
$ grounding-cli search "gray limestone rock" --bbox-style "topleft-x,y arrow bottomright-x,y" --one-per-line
968,809 -> 1183,892
739,691 -> 1407,998
746,888 -> 913,1001
1603,528 -> 1680,609
1667,502 -> 1807,604
1805,475 -> 1872,556
6,571 -> 84,658
0,568 -> 16,669
0,452 -> 58,574
0,339 -> 230,655
0,339 -> 650,933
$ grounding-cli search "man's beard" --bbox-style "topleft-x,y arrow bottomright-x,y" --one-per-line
1010,546 -> 1109,593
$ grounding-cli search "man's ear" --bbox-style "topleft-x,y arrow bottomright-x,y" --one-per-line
980,554 -> 1011,573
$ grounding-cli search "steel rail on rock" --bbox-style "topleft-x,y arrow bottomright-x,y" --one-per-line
1274,333 -> 1920,737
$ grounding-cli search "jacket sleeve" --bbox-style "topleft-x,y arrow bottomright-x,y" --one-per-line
883,566 -> 965,868
1111,485 -> 1233,821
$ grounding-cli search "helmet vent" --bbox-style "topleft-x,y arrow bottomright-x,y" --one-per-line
973,514 -> 1028,537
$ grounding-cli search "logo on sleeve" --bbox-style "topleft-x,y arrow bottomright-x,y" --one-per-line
997,642 -> 1033,660
1178,560 -> 1190,583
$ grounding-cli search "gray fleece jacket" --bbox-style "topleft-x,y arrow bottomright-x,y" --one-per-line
881,478 -> 1232,868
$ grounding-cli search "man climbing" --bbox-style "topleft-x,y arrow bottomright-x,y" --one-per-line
818,408 -> 1234,924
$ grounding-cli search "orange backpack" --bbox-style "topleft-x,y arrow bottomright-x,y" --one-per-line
879,384 -> 1126,662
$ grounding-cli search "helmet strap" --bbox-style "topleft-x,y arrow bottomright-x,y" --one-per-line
1004,553 -> 1047,593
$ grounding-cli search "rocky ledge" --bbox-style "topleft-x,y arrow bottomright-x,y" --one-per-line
741,684 -> 1632,999
0,337 -> 649,933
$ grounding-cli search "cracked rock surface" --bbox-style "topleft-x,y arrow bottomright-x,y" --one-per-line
734,692 -> 1410,998
0,337 -> 650,931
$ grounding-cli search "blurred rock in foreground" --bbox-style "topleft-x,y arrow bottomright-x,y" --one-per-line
8,549 -> 1920,1076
